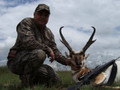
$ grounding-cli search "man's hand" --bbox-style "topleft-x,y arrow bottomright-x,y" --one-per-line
48,49 -> 55,63
66,58 -> 80,70
66,58 -> 72,66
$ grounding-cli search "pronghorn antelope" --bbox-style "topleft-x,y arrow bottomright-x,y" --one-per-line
59,26 -> 120,89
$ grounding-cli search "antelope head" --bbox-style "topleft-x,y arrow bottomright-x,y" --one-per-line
59,26 -> 96,70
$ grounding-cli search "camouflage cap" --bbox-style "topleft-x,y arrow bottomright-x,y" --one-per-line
35,4 -> 50,14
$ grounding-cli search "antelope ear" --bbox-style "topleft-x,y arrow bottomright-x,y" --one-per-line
84,54 -> 90,59
65,52 -> 69,58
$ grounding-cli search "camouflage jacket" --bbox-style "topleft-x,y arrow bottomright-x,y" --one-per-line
11,18 -> 67,65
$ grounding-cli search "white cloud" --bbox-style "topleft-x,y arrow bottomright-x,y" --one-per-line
0,0 -> 120,69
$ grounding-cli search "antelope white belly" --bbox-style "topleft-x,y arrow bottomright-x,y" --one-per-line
101,61 -> 120,84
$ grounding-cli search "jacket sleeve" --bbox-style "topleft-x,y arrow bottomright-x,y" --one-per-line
47,29 -> 67,65
16,18 -> 51,54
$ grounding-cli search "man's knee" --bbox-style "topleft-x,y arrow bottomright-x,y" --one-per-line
30,50 -> 46,69
37,50 -> 46,61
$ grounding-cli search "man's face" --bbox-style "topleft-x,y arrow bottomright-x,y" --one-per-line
34,10 -> 49,28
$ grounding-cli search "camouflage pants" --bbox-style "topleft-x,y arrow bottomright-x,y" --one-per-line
7,49 -> 46,75
7,49 -> 61,86
19,64 -> 61,87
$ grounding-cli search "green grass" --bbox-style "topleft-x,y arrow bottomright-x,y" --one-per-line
0,66 -> 120,90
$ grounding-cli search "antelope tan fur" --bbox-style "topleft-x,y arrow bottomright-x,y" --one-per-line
59,26 -> 120,89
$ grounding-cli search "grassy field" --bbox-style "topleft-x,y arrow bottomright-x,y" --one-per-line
0,66 -> 119,90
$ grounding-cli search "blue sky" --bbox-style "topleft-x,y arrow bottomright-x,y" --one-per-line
0,0 -> 120,69
3,0 -> 38,7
